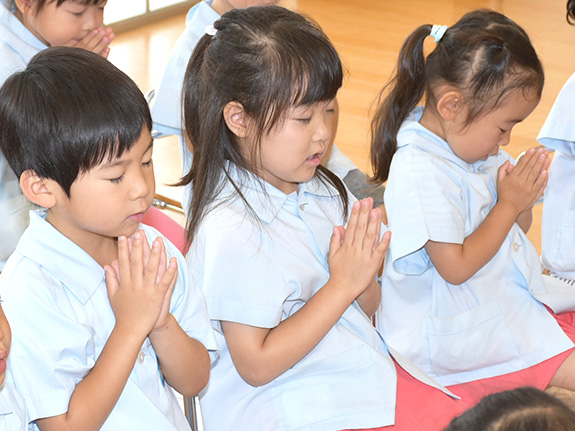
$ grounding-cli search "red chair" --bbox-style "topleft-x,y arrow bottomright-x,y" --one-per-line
142,205 -> 187,254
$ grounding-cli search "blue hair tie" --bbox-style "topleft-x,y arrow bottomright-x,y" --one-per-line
430,24 -> 448,43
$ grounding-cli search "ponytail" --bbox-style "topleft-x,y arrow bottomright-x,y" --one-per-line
370,25 -> 431,184
371,10 -> 543,185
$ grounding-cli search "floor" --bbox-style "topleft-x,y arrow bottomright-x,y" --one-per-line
105,0 -> 575,417
107,0 -> 575,255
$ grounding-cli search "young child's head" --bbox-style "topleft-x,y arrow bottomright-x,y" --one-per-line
445,387 -> 575,431
210,0 -> 280,16
371,9 -> 544,182
13,0 -> 108,48
0,46 -> 154,245
0,303 -> 11,387
182,5 -> 347,241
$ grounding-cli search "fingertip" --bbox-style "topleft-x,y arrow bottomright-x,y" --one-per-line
169,257 -> 178,270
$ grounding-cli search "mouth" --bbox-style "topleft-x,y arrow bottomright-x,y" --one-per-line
0,351 -> 7,376
128,205 -> 151,223
306,152 -> 324,166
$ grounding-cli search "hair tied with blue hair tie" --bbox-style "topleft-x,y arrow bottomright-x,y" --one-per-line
205,24 -> 217,36
430,24 -> 448,43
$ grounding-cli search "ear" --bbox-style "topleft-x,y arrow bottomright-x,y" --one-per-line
436,90 -> 464,121
223,101 -> 249,138
14,0 -> 34,16
20,170 -> 58,208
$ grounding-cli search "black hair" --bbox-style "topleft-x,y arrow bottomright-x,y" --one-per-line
568,0 -> 575,24
0,46 -> 152,196
180,5 -> 347,244
370,9 -> 544,183
445,387 -> 575,431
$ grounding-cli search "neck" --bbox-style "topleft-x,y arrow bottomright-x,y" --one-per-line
418,107 -> 447,141
210,0 -> 233,16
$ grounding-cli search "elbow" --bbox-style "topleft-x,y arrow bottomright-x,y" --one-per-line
236,366 -> 276,387
440,271 -> 473,286
173,349 -> 211,397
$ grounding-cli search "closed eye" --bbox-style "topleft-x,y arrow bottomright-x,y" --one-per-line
142,159 -> 153,168
109,174 -> 124,184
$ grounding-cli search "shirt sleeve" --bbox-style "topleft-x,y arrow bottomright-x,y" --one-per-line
187,205 -> 292,329
2,257 -> 96,422
141,225 -> 219,357
386,147 -> 467,275
537,72 -> 575,155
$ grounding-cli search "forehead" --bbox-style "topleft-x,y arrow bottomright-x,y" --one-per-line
232,0 -> 280,7
490,88 -> 539,121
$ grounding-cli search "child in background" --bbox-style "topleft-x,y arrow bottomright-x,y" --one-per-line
0,302 -> 27,431
372,8 -> 575,411
182,6 -> 467,431
538,0 -> 575,286
0,0 -> 114,271
444,387 -> 575,431
151,0 -> 384,212
0,47 -> 216,431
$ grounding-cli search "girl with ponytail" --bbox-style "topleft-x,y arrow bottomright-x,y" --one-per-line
372,8 -> 575,410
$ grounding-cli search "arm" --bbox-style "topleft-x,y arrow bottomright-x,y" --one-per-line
516,208 -> 533,233
222,199 -> 389,387
425,148 -> 549,285
36,232 -> 177,431
148,310 -> 211,397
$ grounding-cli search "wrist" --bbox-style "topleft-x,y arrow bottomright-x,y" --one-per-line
495,198 -> 521,218
150,313 -> 175,335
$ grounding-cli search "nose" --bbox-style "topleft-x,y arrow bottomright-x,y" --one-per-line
499,130 -> 512,147
130,167 -> 153,201
314,115 -> 331,149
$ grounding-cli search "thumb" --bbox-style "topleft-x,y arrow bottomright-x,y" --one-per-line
498,160 -> 511,182
328,226 -> 344,261
104,263 -> 120,298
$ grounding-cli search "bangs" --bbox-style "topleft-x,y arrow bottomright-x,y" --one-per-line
255,21 -> 343,133
290,51 -> 343,107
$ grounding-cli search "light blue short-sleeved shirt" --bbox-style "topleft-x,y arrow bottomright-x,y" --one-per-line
151,0 -> 218,135
187,166 -> 452,431
0,210 -> 218,431
538,72 -> 575,280
0,379 -> 29,431
0,0 -> 44,270
378,107 -> 575,387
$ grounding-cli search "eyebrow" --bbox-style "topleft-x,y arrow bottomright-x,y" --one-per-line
100,140 -> 153,169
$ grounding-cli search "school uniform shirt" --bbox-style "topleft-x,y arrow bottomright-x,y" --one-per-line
187,165 -> 451,431
151,0 -> 218,135
538,71 -> 575,280
0,0 -> 41,270
378,107 -> 575,387
0,379 -> 29,431
0,210 -> 218,431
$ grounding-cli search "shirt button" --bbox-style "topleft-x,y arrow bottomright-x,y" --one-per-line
513,242 -> 520,252
138,351 -> 145,364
